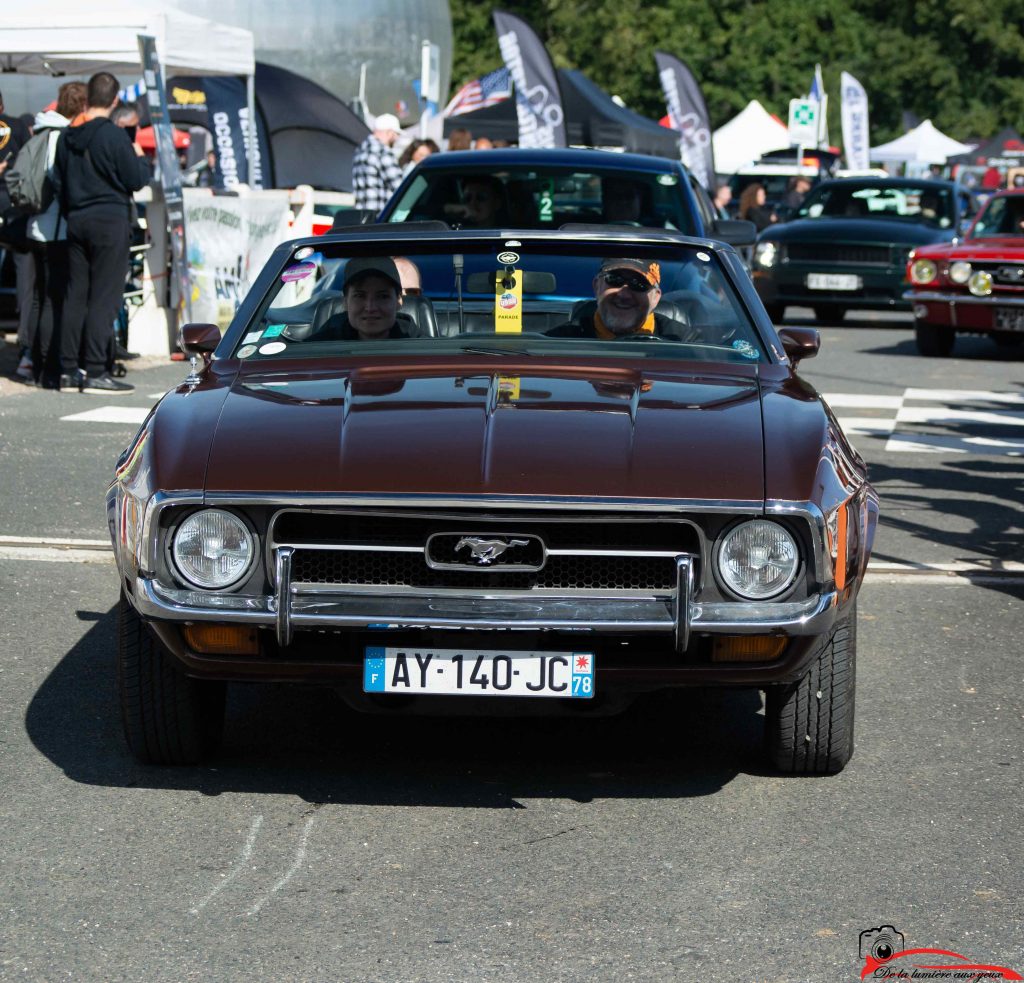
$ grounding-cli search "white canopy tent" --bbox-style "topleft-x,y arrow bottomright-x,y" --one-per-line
713,100 -> 790,175
870,119 -> 974,165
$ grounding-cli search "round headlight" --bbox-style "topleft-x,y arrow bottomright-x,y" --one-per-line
969,270 -> 993,297
754,241 -> 777,269
910,259 -> 938,284
717,520 -> 799,600
172,509 -> 256,590
949,261 -> 972,284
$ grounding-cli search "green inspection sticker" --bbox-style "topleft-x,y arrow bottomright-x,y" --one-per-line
263,323 -> 286,338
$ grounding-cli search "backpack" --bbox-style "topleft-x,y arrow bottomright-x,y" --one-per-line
4,128 -> 56,215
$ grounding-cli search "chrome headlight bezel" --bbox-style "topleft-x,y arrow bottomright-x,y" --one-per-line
714,519 -> 801,601
910,258 -> 938,284
948,260 -> 972,284
170,508 -> 257,591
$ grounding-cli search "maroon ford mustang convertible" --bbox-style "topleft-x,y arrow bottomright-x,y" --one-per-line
108,227 -> 877,773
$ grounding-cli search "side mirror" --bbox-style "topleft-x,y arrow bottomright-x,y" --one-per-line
180,322 -> 222,355
777,326 -> 820,362
710,218 -> 758,247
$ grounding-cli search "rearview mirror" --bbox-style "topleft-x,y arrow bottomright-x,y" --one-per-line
466,270 -> 557,294
777,326 -> 820,363
179,322 -> 221,355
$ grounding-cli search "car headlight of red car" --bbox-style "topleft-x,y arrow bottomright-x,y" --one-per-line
949,260 -> 972,284
910,258 -> 938,284
171,509 -> 256,590
969,270 -> 993,297
716,520 -> 800,600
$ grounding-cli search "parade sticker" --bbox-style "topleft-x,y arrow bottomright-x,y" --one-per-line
499,291 -> 518,310
242,331 -> 263,344
259,341 -> 288,355
262,323 -> 286,338
237,344 -> 258,358
732,339 -> 759,359
497,251 -> 520,265
280,261 -> 317,283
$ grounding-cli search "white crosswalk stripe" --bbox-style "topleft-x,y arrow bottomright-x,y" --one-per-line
60,406 -> 151,424
827,389 -> 1024,456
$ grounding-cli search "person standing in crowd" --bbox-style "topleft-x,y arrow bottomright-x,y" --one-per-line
352,113 -> 403,211
1,88 -> 35,382
738,182 -> 777,232
24,82 -> 87,388
712,183 -> 733,219
781,176 -> 811,216
53,72 -> 151,394
397,138 -> 438,176
446,128 -> 472,151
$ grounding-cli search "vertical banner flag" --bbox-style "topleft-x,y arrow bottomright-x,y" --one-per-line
654,51 -> 715,189
808,63 -> 829,148
840,72 -> 870,172
492,10 -> 566,148
203,77 -> 270,190
138,34 -> 191,322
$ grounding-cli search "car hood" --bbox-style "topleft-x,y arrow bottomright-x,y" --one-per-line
202,361 -> 766,502
766,217 -> 950,246
914,235 -> 1024,260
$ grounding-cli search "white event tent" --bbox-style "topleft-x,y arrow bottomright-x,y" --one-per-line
713,100 -> 791,175
870,119 -> 974,165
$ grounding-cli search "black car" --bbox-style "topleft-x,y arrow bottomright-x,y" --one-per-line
374,148 -> 755,247
750,177 -> 978,323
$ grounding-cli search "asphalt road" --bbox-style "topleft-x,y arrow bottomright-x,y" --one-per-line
0,315 -> 1022,983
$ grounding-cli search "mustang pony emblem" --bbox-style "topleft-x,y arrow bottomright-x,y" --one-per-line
454,537 -> 531,565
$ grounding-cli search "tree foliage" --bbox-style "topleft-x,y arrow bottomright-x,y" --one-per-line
449,0 -> 1024,144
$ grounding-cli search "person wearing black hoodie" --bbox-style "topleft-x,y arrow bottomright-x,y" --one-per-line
52,72 -> 151,393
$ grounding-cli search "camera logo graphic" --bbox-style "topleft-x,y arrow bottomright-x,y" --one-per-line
859,925 -> 906,962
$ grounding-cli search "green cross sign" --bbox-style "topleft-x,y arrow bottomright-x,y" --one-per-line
794,104 -> 816,125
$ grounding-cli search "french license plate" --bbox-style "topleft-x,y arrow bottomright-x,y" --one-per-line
363,647 -> 595,698
807,273 -> 861,291
994,308 -> 1024,332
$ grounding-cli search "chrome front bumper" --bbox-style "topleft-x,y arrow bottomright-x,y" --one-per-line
133,551 -> 839,651
903,289 -> 1024,308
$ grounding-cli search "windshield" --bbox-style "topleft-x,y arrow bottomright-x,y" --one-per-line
233,238 -> 766,365
384,165 -> 698,234
797,183 -> 956,227
969,195 -> 1024,238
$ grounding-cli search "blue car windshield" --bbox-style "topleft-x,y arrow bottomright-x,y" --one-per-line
797,183 -> 956,228
385,165 -> 699,235
236,238 -> 767,365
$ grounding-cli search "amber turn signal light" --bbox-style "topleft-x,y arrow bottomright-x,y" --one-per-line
183,624 -> 259,655
712,636 -> 787,662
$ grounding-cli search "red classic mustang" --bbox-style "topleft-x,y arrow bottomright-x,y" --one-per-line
906,189 -> 1024,355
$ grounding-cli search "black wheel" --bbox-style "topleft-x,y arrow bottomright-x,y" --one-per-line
765,607 -> 856,774
765,303 -> 785,323
813,304 -> 846,324
992,331 -> 1024,348
914,322 -> 955,357
118,591 -> 225,765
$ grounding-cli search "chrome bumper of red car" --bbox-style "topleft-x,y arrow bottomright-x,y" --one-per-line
903,289 -> 1024,308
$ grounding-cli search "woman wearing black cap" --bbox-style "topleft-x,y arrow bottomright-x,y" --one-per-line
311,257 -> 409,341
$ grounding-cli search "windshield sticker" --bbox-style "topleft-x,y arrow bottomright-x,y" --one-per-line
281,261 -> 317,283
696,251 -> 711,262
258,341 -> 288,355
732,340 -> 759,359
497,251 -> 520,265
294,246 -> 314,260
657,174 -> 679,186
242,331 -> 263,344
237,344 -> 257,358
262,323 -> 286,338
504,240 -> 522,248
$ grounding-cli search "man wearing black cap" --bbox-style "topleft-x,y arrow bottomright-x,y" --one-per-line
548,258 -> 677,339
310,256 -> 410,341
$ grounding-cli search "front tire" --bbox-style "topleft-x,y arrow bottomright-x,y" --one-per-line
765,608 -> 856,774
118,591 -> 225,765
914,322 -> 955,357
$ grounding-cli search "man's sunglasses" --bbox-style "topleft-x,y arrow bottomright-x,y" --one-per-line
601,270 -> 654,292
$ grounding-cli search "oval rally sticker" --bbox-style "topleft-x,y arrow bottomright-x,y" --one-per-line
281,261 -> 316,283
259,341 -> 287,355
499,291 -> 518,310
497,251 -> 520,265
237,344 -> 257,358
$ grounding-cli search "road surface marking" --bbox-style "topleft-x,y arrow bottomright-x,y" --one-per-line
247,817 -> 315,917
60,406 -> 150,424
190,816 -> 264,916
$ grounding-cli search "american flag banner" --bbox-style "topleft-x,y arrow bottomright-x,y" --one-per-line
444,67 -> 513,117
